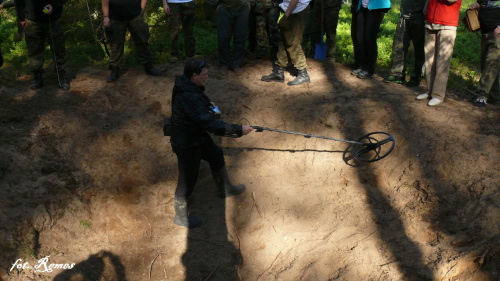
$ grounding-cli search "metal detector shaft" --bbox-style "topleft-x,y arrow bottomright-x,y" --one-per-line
251,126 -> 364,145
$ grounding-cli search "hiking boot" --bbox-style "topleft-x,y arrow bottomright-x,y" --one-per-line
474,97 -> 487,107
416,92 -> 429,100
233,67 -> 244,76
144,63 -> 162,76
261,64 -> 285,83
325,57 -> 336,63
288,68 -> 310,86
211,166 -> 245,198
357,70 -> 374,79
383,74 -> 405,84
107,67 -> 119,83
30,71 -> 43,90
406,77 -> 421,87
169,56 -> 178,63
186,54 -> 203,60
173,195 -> 202,229
219,65 -> 229,76
255,50 -> 267,59
351,68 -> 362,76
58,71 -> 70,91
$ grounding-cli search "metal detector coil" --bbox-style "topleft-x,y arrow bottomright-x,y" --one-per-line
251,126 -> 395,162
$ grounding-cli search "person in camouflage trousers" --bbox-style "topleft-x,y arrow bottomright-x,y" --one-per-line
267,0 -> 282,59
309,0 -> 342,62
249,0 -> 272,58
384,0 -> 426,87
15,0 -> 70,90
163,0 -> 198,63
469,0 -> 500,107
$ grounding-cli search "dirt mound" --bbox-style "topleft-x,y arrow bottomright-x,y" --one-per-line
0,57 -> 499,281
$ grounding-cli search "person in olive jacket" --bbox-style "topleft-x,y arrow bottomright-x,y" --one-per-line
170,59 -> 253,229
15,0 -> 70,90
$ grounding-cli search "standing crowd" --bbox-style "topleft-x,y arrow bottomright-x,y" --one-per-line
1,0 -> 499,104
1,0 -> 499,229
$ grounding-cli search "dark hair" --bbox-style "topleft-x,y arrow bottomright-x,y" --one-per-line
184,58 -> 207,78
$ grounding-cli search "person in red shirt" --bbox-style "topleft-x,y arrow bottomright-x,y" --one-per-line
415,0 -> 462,106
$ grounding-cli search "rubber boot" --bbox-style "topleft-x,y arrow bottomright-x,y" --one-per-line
30,71 -> 43,90
58,71 -> 70,91
144,63 -> 162,76
261,64 -> 285,83
173,195 -> 202,229
107,67 -> 119,83
211,166 -> 245,198
288,68 -> 310,86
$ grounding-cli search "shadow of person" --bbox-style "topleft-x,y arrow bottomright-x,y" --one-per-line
182,168 -> 242,281
53,251 -> 127,281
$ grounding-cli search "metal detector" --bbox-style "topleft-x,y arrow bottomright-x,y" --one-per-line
250,126 -> 395,162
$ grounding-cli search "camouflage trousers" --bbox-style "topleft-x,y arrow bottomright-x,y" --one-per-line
390,17 -> 425,79
276,5 -> 310,70
24,18 -> 67,73
106,11 -> 153,68
477,32 -> 500,102
310,7 -> 340,59
168,2 -> 196,57
249,4 -> 280,56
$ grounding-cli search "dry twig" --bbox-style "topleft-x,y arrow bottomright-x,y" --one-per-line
257,252 -> 282,281
204,265 -> 219,281
143,214 -> 152,239
149,254 -> 161,281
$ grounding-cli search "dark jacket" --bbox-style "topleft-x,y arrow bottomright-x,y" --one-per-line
15,0 -> 66,22
209,0 -> 249,12
401,0 -> 426,21
478,0 -> 500,33
171,75 -> 242,147
109,0 -> 142,21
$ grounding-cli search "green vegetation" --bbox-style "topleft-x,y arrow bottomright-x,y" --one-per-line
79,219 -> 92,231
0,0 -> 484,91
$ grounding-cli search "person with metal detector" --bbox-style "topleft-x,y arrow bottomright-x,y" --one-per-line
261,0 -> 312,85
101,0 -> 162,83
15,0 -> 70,90
169,59 -> 253,229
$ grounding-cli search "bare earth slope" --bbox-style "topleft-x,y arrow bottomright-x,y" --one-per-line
0,57 -> 499,281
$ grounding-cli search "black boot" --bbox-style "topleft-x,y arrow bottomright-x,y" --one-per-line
144,63 -> 162,76
58,71 -> 70,91
30,71 -> 43,90
107,67 -> 119,83
173,195 -> 202,229
287,68 -> 310,86
261,64 -> 285,83
211,166 -> 245,198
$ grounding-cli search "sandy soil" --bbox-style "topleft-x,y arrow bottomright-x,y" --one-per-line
0,55 -> 499,281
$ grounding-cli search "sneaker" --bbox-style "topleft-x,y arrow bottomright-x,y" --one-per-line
406,77 -> 421,87
474,97 -> 487,107
351,68 -> 362,76
169,56 -> 178,63
357,70 -> 374,79
233,67 -> 244,76
428,98 -> 443,106
416,93 -> 429,100
383,75 -> 405,84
